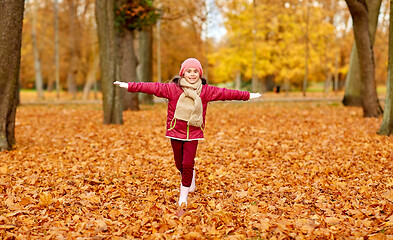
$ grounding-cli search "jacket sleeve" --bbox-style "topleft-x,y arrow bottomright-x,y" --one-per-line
205,85 -> 250,102
128,82 -> 173,99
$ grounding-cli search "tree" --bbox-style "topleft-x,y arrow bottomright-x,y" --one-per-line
212,0 -> 334,90
96,0 -> 159,122
29,0 -> 44,99
0,0 -> 25,151
66,0 -> 79,99
139,26 -> 154,104
54,0 -> 60,98
303,1 -> 310,96
82,12 -> 99,100
378,0 -> 393,135
114,0 -> 159,110
251,0 -> 258,92
96,0 -> 123,124
158,0 -> 206,82
345,0 -> 382,117
343,0 -> 382,106
82,17 -> 100,101
82,52 -> 99,100
119,29 -> 139,111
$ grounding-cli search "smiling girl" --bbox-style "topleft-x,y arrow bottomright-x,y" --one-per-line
114,58 -> 261,208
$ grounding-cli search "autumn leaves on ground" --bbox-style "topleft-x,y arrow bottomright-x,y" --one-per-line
1,101 -> 393,239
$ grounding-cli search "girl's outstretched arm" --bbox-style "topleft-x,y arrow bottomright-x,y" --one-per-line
205,85 -> 261,102
114,81 -> 174,99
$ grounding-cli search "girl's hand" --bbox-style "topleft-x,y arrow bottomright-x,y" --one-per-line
114,81 -> 128,88
249,93 -> 262,100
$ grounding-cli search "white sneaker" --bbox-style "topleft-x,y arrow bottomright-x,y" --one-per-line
189,170 -> 196,193
178,184 -> 190,207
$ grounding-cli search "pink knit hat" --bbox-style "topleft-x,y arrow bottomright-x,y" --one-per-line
179,58 -> 203,77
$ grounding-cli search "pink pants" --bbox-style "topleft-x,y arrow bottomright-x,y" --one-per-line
170,139 -> 198,187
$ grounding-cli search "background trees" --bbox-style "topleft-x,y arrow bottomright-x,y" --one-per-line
21,0 -> 97,96
344,0 -> 383,117
0,0 -> 25,151
96,0 -> 160,123
342,0 -> 382,107
27,0 -> 44,100
0,1 -> 391,144
378,0 -> 393,135
157,0 -> 208,81
211,0 -> 353,93
18,0 -> 389,96
95,0 -> 123,124
10,0 -> 389,122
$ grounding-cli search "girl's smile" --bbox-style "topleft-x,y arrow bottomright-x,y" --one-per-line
183,68 -> 200,84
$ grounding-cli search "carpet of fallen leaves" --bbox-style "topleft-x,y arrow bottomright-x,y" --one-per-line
1,101 -> 393,239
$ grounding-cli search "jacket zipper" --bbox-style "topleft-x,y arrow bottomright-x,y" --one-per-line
187,125 -> 190,140
168,118 -> 176,131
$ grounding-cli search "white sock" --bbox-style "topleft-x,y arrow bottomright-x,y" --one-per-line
189,170 -> 196,193
178,184 -> 190,207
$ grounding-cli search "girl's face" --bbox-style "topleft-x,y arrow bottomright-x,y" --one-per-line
183,68 -> 200,84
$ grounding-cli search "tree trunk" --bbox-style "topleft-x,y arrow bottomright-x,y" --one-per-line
265,75 -> 275,92
67,0 -> 78,99
235,70 -> 241,90
329,0 -> 340,94
82,51 -> 99,100
54,0 -> 60,98
303,2 -> 310,97
96,0 -> 123,124
156,19 -> 162,83
342,44 -> 363,105
120,29 -> 139,111
0,0 -> 25,151
324,24 -> 331,96
82,16 -> 99,101
251,0 -> 258,92
138,26 -> 154,105
284,78 -> 290,97
378,0 -> 393,135
47,78 -> 54,92
343,0 -> 382,106
324,71 -> 332,96
334,44 -> 339,94
30,0 -> 44,99
345,0 -> 382,117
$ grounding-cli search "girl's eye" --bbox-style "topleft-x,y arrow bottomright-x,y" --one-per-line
186,69 -> 199,74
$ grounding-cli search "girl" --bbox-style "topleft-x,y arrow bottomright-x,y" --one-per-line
114,58 -> 261,207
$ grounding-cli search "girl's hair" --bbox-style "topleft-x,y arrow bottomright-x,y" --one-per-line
170,75 -> 208,86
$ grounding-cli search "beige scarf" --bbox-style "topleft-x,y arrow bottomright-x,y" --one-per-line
173,78 -> 203,127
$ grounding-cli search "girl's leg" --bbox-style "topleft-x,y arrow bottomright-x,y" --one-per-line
171,139 -> 183,173
190,169 -> 196,192
181,140 -> 198,187
171,139 -> 189,206
171,139 -> 198,207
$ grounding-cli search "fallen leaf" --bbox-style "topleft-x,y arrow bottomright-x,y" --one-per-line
324,217 -> 341,226
39,192 -> 53,206
0,225 -> 16,230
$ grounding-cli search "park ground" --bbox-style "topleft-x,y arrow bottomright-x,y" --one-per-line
1,90 -> 393,239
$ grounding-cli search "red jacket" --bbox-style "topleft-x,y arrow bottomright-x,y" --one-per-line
128,82 -> 250,141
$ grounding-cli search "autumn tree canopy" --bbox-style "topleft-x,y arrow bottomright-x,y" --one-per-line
19,0 -> 389,93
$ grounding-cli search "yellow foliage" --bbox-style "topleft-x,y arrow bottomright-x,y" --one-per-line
209,1 -> 343,85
